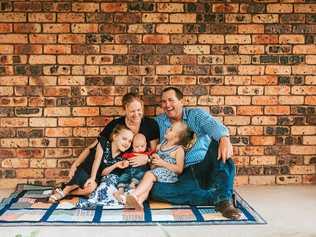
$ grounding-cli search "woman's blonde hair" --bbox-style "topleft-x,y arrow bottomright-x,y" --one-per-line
122,92 -> 143,108
110,124 -> 131,141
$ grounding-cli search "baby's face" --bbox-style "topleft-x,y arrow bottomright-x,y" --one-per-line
132,137 -> 147,153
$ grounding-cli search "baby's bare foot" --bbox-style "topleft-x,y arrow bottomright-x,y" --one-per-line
113,191 -> 126,204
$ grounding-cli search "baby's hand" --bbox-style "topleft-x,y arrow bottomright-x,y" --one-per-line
116,160 -> 129,169
151,154 -> 165,167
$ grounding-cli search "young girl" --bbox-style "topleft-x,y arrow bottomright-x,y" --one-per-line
125,121 -> 195,210
48,124 -> 133,203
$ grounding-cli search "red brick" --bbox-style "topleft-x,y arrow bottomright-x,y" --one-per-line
71,24 -> 98,33
303,136 -> 316,145
267,4 -> 293,13
225,76 -> 251,85
100,66 -> 127,75
239,45 -> 265,54
142,13 -> 168,23
198,35 -> 224,44
250,156 -> 276,165
266,66 -> 291,75
44,87 -> 71,96
253,14 -> 279,23
238,106 -> 263,115
0,13 -> 26,22
57,13 -> 85,22
224,116 -> 250,125
171,34 -> 197,44
294,4 -> 316,13
171,55 -> 196,65
72,107 -> 99,116
0,23 -> 12,33
30,159 -> 57,168
1,118 -> 28,127
44,45 -> 71,54
225,35 -> 251,44
213,3 -> 239,13
239,146 -> 264,156
29,55 -> 56,64
43,24 -> 70,33
277,175 -> 302,185
238,126 -> 263,135
238,24 -> 264,34
292,65 -> 316,75
211,86 -> 236,95
250,136 -> 275,146
265,86 -> 290,95
0,87 -> 13,96
170,13 -> 196,23
253,96 -> 278,105
292,126 -> 316,135
46,128 -> 72,137
0,45 -> 13,54
198,96 -> 224,106
293,45 -> 316,54
279,34 -> 305,44
158,3 -> 184,12
58,118 -> 85,127
101,3 -> 127,12
0,34 -> 27,43
87,96 -> 114,106
251,76 -> 278,85
234,176 -> 249,186
291,146 -> 316,155
58,55 -> 84,65
238,65 -> 265,75
29,13 -> 56,22
72,3 -> 99,12
292,86 -> 316,95
156,24 -> 183,34
101,45 -> 128,54
143,35 -> 170,44
265,106 -> 290,115
44,107 -> 71,117
184,45 -> 210,54
16,169 -> 44,178
251,116 -> 278,125
0,97 -> 27,107
17,148 -> 44,158
2,159 -> 29,168
58,34 -> 85,44
279,96 -> 304,105
156,65 -> 182,75
30,34 -> 57,44
1,138 -> 28,148
290,165 -> 315,175
45,148 -> 72,158
30,118 -> 57,127
225,96 -> 251,105
305,96 -> 316,105
252,35 -> 279,44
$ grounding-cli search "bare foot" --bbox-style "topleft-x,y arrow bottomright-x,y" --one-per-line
113,191 -> 126,204
126,194 -> 143,211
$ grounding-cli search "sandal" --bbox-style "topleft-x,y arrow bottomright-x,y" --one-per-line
48,189 -> 65,203
215,200 -> 241,220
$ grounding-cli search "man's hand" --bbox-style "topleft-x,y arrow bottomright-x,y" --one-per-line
129,154 -> 148,167
218,136 -> 233,163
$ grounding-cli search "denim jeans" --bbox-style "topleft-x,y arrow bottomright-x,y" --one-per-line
150,139 -> 235,205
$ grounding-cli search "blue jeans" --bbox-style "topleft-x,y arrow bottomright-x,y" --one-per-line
117,166 -> 147,189
150,139 -> 235,205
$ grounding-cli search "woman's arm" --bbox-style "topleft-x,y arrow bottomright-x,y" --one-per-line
84,142 -> 103,187
151,147 -> 185,174
68,139 -> 98,180
101,160 -> 129,176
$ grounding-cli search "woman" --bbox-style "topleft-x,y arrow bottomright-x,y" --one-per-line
67,93 -> 159,207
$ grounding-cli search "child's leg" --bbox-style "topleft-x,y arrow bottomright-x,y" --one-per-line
69,182 -> 97,196
132,171 -> 156,197
49,184 -> 78,203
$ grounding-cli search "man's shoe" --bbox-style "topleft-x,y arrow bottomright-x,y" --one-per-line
215,200 -> 241,220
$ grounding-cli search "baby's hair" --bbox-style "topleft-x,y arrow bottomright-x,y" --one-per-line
110,124 -> 131,141
176,123 -> 196,151
122,92 -> 143,108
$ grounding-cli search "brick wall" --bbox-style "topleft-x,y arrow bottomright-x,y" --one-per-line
0,1 -> 315,188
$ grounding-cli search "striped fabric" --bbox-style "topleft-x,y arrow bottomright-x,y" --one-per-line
155,108 -> 229,167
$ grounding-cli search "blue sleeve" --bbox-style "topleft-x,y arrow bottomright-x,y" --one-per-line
192,109 -> 229,141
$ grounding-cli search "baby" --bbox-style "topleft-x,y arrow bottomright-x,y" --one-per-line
114,133 -> 153,202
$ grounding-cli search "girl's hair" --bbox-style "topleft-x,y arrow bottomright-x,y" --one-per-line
110,124 -> 131,141
122,92 -> 143,108
176,123 -> 196,151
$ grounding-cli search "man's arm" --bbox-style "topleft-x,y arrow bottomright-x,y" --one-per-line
193,109 -> 233,162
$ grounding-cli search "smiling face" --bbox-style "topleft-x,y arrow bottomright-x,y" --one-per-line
112,129 -> 134,152
161,89 -> 183,121
125,99 -> 143,124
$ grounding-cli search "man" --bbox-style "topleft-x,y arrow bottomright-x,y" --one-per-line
152,87 -> 241,220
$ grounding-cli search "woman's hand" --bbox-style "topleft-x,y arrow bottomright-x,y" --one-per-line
68,164 -> 77,181
116,160 -> 129,169
84,177 -> 96,188
129,154 -> 148,167
151,154 -> 166,167
218,136 -> 234,163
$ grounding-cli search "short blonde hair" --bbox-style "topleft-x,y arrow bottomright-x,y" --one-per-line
122,92 -> 143,108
